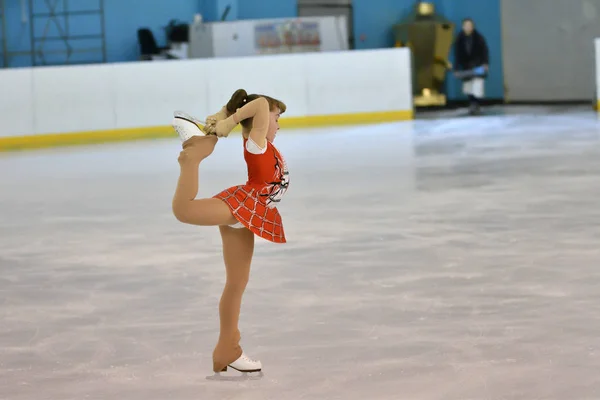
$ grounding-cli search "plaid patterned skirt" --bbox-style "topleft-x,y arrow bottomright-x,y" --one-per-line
214,184 -> 286,244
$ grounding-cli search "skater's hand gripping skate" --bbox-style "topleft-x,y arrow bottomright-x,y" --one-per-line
213,114 -> 239,137
204,106 -> 229,135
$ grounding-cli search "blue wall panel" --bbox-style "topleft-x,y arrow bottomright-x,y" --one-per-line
237,0 -> 297,20
200,0 -> 219,21
353,0 -> 413,50
216,0 -> 239,21
104,0 -> 199,63
3,0 -> 200,67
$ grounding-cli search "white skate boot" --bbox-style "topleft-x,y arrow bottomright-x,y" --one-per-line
224,352 -> 262,373
172,111 -> 207,142
207,352 -> 263,381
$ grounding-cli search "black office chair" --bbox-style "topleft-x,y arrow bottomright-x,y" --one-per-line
165,20 -> 189,43
137,28 -> 172,60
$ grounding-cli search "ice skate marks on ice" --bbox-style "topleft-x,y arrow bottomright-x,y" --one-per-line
206,370 -> 264,381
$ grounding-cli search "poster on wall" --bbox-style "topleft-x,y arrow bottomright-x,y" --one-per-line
254,20 -> 322,54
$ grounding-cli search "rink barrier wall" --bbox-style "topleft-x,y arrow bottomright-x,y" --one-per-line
0,48 -> 413,151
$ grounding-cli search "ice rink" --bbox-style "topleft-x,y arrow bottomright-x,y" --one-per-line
1,106 -> 599,399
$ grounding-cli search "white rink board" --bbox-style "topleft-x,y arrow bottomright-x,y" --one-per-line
596,38 -> 600,106
0,69 -> 35,137
32,64 -> 116,134
112,60 -> 210,129
0,48 -> 413,138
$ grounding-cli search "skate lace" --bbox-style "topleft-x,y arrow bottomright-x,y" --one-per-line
241,354 -> 257,363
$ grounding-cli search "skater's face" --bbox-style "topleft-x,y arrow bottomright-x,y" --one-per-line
266,107 -> 281,143
462,20 -> 474,35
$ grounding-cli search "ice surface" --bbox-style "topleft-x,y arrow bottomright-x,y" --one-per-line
1,106 -> 599,399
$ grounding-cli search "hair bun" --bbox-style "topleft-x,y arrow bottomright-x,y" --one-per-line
226,89 -> 248,114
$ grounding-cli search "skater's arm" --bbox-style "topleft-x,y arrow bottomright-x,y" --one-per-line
215,97 -> 270,147
234,97 -> 270,149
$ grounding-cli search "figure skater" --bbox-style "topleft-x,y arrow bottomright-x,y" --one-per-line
170,89 -> 289,375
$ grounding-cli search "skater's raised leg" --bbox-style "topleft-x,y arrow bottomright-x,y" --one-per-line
171,116 -> 238,227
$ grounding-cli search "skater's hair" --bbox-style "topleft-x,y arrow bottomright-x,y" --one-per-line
462,17 -> 475,26
226,89 -> 286,129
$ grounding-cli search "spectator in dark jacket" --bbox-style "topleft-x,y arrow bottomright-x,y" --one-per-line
454,18 -> 489,115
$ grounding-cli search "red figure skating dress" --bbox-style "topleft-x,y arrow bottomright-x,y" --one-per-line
214,138 -> 289,243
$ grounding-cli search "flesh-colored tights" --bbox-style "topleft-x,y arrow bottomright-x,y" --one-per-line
172,98 -> 268,372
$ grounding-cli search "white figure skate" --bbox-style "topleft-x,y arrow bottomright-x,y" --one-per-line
224,352 -> 262,373
172,111 -> 207,142
206,352 -> 264,381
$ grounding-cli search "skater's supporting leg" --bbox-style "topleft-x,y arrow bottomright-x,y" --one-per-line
172,136 -> 238,226
213,225 -> 255,372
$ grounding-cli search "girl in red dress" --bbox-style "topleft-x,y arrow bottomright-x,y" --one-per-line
171,89 -> 289,375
